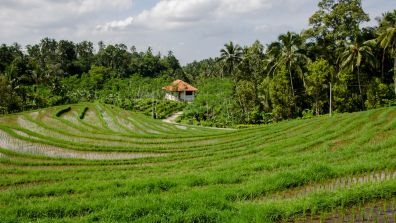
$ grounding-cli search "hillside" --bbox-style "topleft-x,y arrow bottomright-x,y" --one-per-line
0,104 -> 395,222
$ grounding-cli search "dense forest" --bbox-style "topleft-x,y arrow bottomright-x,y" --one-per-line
0,0 -> 395,127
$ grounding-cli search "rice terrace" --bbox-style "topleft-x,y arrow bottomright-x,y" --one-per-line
0,103 -> 395,222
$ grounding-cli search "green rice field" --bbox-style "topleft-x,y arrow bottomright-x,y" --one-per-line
0,103 -> 395,222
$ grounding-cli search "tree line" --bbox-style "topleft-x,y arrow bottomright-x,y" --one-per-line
0,0 -> 395,127
0,38 -> 186,113
182,1 -> 396,126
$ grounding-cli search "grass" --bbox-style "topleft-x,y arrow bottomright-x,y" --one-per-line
0,102 -> 395,222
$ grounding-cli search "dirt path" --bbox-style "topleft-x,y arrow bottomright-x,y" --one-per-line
163,111 -> 183,123
0,130 -> 162,160
163,111 -> 235,131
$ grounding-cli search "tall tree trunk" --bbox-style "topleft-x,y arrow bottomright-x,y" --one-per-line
357,66 -> 362,96
288,62 -> 295,98
394,57 -> 396,96
315,99 -> 319,116
381,51 -> 385,80
288,61 -> 296,116
357,66 -> 364,109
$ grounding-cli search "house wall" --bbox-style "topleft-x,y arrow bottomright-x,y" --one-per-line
180,91 -> 195,102
165,91 -> 195,102
165,92 -> 179,101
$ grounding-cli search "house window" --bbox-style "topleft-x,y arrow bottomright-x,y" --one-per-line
185,91 -> 193,96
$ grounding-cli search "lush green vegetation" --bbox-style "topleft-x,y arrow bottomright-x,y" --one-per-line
0,1 -> 395,127
0,103 -> 395,222
0,2 -> 395,220
131,99 -> 187,119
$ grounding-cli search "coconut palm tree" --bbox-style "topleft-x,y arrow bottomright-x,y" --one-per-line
376,10 -> 396,95
263,41 -> 282,78
340,37 -> 374,103
272,32 -> 309,98
218,41 -> 243,79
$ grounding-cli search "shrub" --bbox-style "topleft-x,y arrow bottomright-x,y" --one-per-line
79,107 -> 89,120
55,107 -> 71,117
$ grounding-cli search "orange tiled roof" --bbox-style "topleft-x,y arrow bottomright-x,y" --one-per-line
162,79 -> 198,92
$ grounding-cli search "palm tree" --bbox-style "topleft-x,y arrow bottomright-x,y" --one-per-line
376,10 -> 396,95
218,41 -> 243,78
340,37 -> 374,102
273,32 -> 309,98
263,41 -> 282,78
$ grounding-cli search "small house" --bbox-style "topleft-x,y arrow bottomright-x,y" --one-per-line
162,79 -> 198,102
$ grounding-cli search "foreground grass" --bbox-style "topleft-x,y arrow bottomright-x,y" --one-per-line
0,103 -> 395,222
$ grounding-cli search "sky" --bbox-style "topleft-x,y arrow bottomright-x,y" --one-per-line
1,0 -> 395,64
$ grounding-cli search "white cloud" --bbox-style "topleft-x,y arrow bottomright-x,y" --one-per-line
218,0 -> 271,14
0,0 -> 134,47
97,0 -> 271,31
0,0 -> 133,29
77,0 -> 132,14
97,17 -> 135,31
